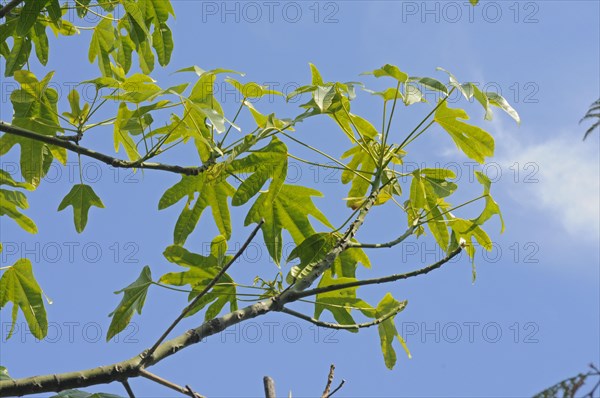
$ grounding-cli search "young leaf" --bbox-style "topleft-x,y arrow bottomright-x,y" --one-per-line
0,188 -> 37,233
230,137 -> 288,206
107,266 -> 152,341
57,184 -> 105,233
0,259 -> 48,340
0,366 -> 12,381
486,92 -> 521,124
473,171 -> 505,232
245,185 -> 333,264
159,239 -> 237,320
374,293 -> 410,369
434,100 -> 495,164
362,64 -> 408,83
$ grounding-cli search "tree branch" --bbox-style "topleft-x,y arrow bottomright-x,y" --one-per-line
347,225 -> 416,249
139,369 -> 205,398
140,220 -> 265,367
0,121 -> 211,176
0,0 -> 24,18
121,380 -> 135,398
263,376 -> 276,398
292,247 -> 463,301
321,365 -> 335,398
281,305 -> 404,331
0,181 -> 382,396
278,186 -> 382,302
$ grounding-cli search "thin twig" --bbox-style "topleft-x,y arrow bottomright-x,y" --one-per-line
121,380 -> 135,398
292,247 -> 463,300
140,220 -> 265,366
0,121 -> 211,176
321,365 -> 335,398
282,306 -> 404,331
348,225 -> 416,249
138,369 -> 206,398
327,380 -> 346,397
0,0 -> 24,18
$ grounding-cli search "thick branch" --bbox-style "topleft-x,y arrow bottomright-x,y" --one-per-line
281,305 -> 404,330
0,0 -> 23,18
292,247 -> 463,301
0,181 -> 381,396
0,121 -> 211,176
347,225 -> 416,249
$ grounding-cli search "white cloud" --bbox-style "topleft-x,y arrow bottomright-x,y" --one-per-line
495,125 -> 600,241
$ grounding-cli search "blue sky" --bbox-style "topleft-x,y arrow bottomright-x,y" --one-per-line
1,1 -> 599,397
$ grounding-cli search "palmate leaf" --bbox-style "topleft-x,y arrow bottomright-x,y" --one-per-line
0,259 -> 48,339
229,137 -> 288,206
373,293 -> 410,369
1,71 -> 63,186
159,237 -> 237,320
57,184 -> 105,233
244,184 -> 333,264
107,266 -> 152,340
88,16 -> 116,77
159,171 -> 235,244
434,100 -> 495,164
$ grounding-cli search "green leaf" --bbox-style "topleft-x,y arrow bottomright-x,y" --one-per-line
171,175 -> 235,244
313,269 -> 367,331
309,63 -> 324,85
107,266 -> 152,341
0,259 -> 47,340
57,184 -> 105,233
245,185 -> 333,264
50,390 -> 124,398
0,366 -> 12,381
5,35 -> 32,77
474,171 -> 505,232
341,142 -> 377,209
16,0 -> 49,36
88,16 -> 116,77
362,64 -> 408,83
114,103 -> 141,161
31,22 -> 49,65
287,232 -> 339,284
375,293 -> 410,369
486,92 -> 521,124
0,188 -> 37,233
160,239 -> 237,320
152,22 -> 173,66
226,78 -> 283,99
0,170 -> 33,190
434,100 -> 494,164
409,76 -> 448,94
230,137 -> 288,206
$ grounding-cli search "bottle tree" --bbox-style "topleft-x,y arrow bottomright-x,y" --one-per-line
0,0 -> 518,396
